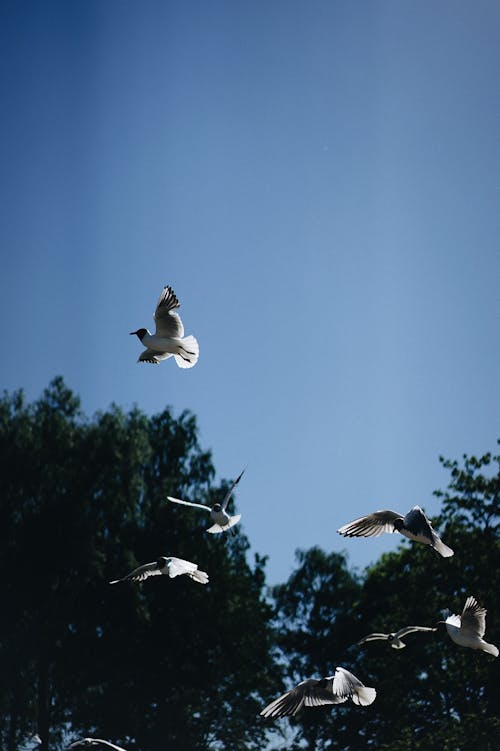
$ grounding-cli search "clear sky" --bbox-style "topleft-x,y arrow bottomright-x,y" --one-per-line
1,0 -> 499,584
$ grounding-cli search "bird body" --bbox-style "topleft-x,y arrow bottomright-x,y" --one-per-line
131,285 -> 199,368
207,506 -> 241,533
109,556 -> 209,585
260,667 -> 376,718
441,596 -> 498,656
167,469 -> 245,534
357,625 -> 437,650
338,505 -> 453,557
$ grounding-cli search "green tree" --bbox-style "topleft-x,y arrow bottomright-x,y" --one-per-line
0,378 -> 280,751
270,444 -> 500,750
269,548 -> 364,750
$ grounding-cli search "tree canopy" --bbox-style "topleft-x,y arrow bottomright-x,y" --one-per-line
1,378 -> 498,750
269,446 -> 500,750
0,377 -> 280,751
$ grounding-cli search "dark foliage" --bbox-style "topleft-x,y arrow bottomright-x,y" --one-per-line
269,444 -> 500,750
0,378 -> 280,751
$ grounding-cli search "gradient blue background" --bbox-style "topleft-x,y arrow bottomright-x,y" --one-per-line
1,0 -> 499,583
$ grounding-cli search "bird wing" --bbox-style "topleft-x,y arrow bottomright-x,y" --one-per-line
337,510 -> 403,537
110,562 -> 161,584
332,667 -> 376,706
402,507 -> 454,556
395,625 -> 437,639
166,496 -> 211,512
357,633 -> 389,645
332,667 -> 363,698
153,286 -> 184,338
137,349 -> 173,364
166,557 -> 198,578
67,742 -> 127,751
460,596 -> 487,638
445,613 -> 462,628
401,506 -> 433,538
221,468 -> 245,510
260,678 -> 341,718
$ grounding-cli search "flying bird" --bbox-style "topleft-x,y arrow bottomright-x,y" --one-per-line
437,595 -> 498,656
260,667 -> 376,718
67,741 -> 127,751
130,285 -> 199,367
357,625 -> 437,650
337,505 -> 454,557
109,556 -> 209,585
167,469 -> 245,534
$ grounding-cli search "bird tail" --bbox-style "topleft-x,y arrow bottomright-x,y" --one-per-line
207,514 -> 241,534
353,686 -> 377,706
433,537 -> 454,558
481,641 -> 499,657
189,568 -> 209,584
174,335 -> 199,369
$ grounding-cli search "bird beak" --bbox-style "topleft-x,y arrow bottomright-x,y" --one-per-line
129,331 -> 136,335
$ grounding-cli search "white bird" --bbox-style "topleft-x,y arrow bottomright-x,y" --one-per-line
167,469 -> 245,534
130,285 -> 199,368
337,505 -> 454,557
67,740 -> 127,751
260,667 -> 376,718
438,595 -> 498,657
357,625 -> 437,650
109,556 -> 209,585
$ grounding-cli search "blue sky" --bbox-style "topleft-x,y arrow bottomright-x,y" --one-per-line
1,0 -> 499,584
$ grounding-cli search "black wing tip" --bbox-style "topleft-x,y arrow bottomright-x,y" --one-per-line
161,285 -> 180,309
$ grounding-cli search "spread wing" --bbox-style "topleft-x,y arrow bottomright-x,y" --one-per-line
332,667 -> 376,706
166,557 -> 199,578
167,496 -> 211,512
357,633 -> 389,645
260,678 -> 343,718
395,625 -> 437,639
402,507 -> 433,537
337,510 -> 403,537
460,596 -> 487,638
67,740 -> 128,751
109,562 -> 160,584
153,286 -> 185,338
221,468 -> 245,510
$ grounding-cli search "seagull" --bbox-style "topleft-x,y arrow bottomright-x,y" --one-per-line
437,595 -> 498,656
67,741 -> 127,751
130,285 -> 199,368
357,625 -> 437,650
337,505 -> 454,557
260,667 -> 376,718
167,469 -> 245,534
109,556 -> 209,585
